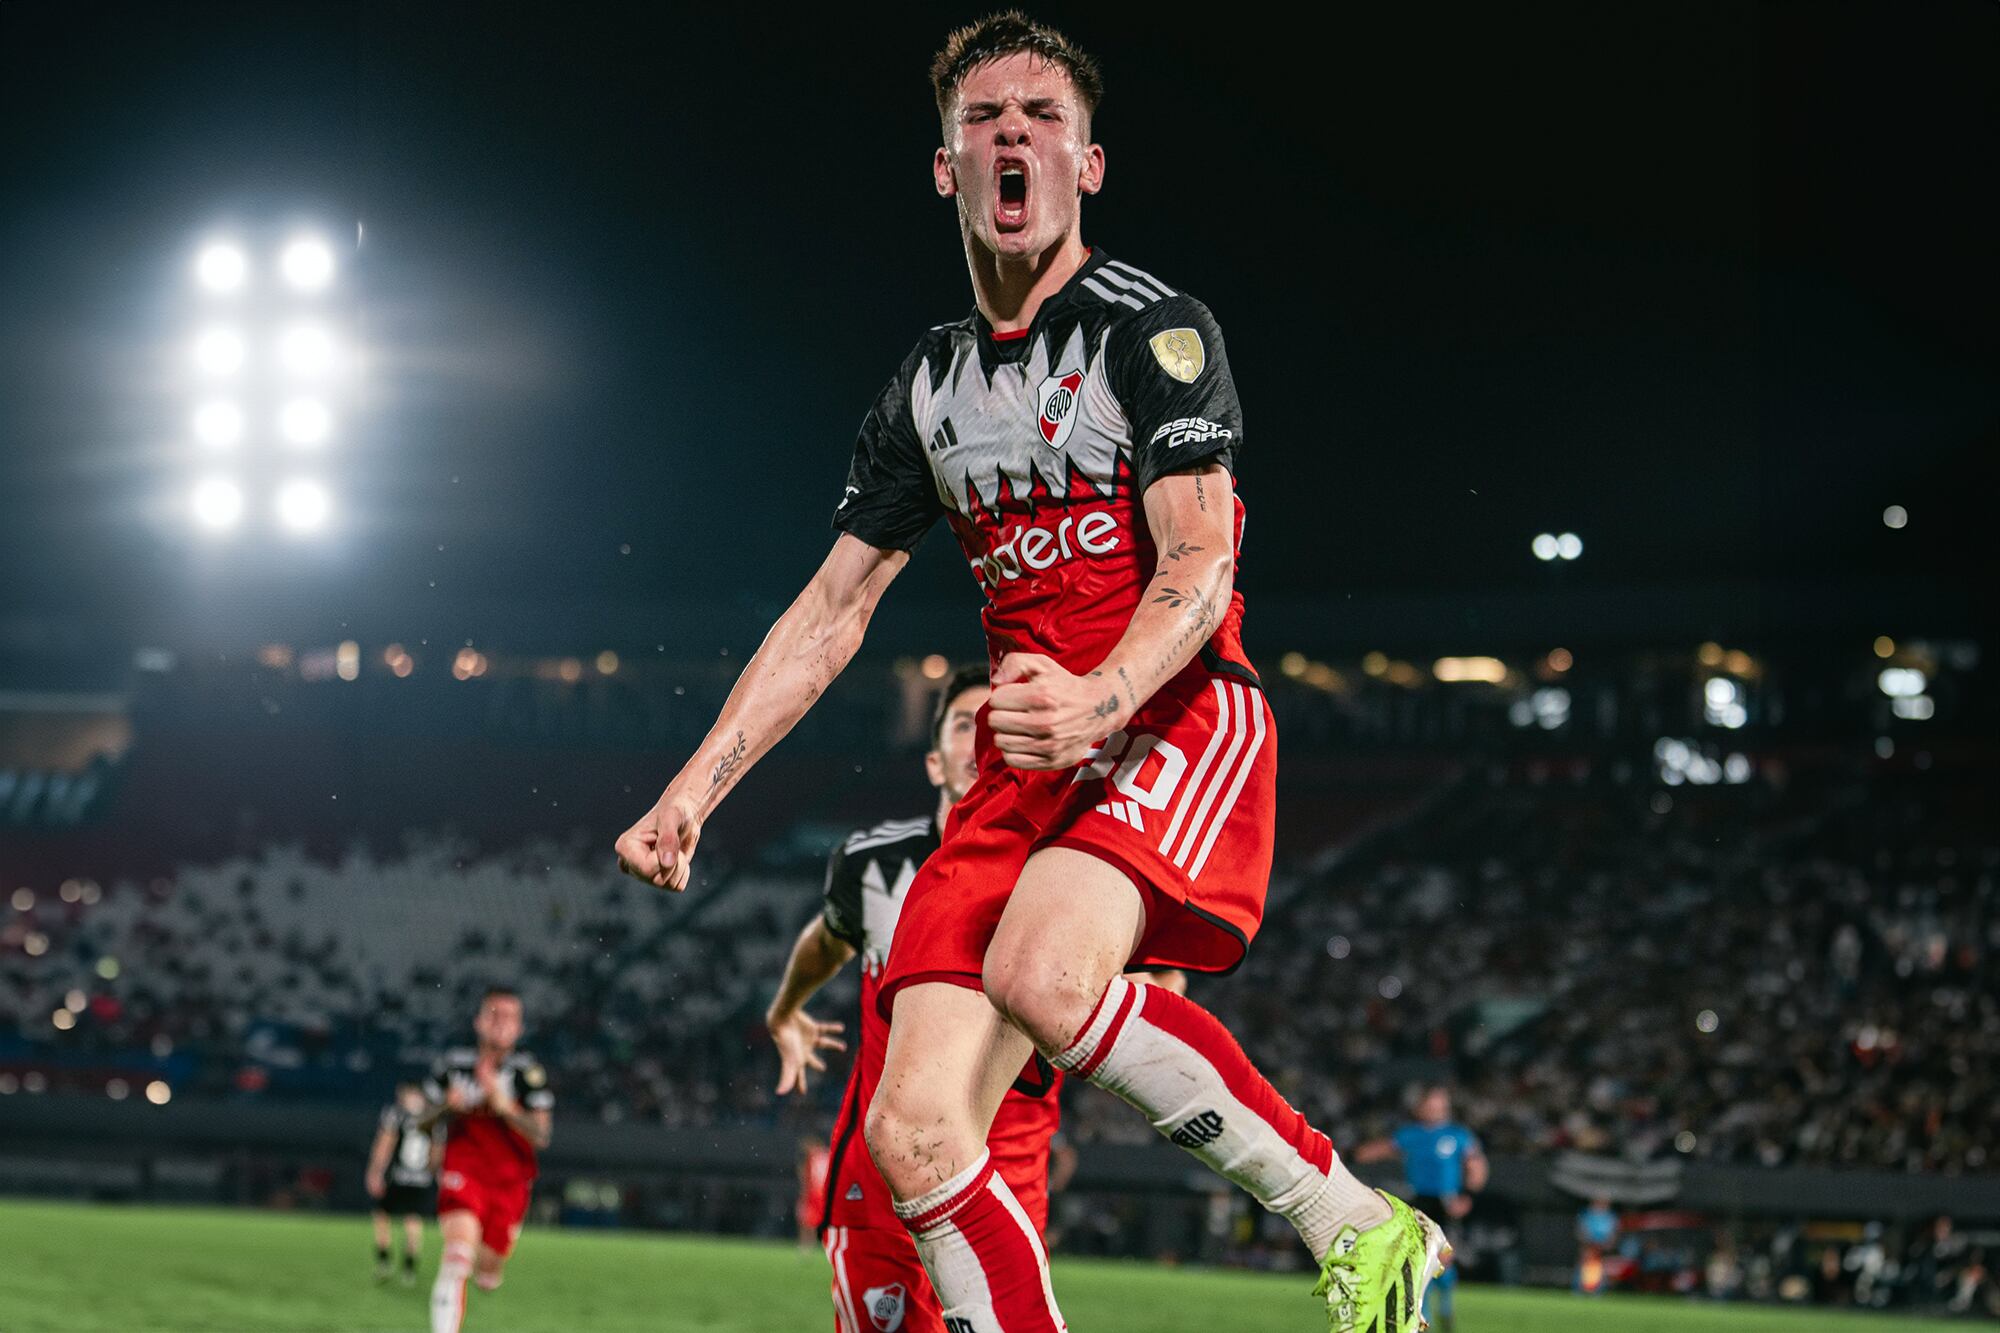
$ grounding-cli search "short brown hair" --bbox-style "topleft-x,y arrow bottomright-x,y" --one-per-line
931,11 -> 1104,128
929,665 -> 991,749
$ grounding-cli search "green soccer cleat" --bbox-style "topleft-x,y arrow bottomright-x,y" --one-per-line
1312,1192 -> 1451,1332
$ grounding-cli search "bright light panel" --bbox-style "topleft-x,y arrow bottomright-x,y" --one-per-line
192,400 -> 244,448
1531,533 -> 1559,561
278,397 -> 332,446
193,327 -> 246,376
191,476 -> 244,530
275,478 -> 331,532
1557,532 -> 1583,560
277,324 -> 335,376
195,243 -> 248,293
280,237 -> 334,291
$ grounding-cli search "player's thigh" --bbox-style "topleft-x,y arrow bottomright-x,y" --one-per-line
870,982 -> 1032,1169
984,845 -> 1147,1048
438,1209 -> 482,1248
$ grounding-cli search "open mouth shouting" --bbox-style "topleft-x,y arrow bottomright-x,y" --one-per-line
994,156 -> 1030,232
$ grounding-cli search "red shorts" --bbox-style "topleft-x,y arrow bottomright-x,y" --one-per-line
437,1169 -> 532,1257
881,665 -> 1274,1018
823,1224 -> 945,1333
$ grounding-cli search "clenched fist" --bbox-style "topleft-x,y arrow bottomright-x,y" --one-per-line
988,652 -> 1129,771
616,793 -> 703,892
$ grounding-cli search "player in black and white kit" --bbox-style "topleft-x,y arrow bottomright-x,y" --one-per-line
366,1080 -> 437,1285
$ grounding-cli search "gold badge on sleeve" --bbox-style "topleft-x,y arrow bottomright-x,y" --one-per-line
1148,328 -> 1205,384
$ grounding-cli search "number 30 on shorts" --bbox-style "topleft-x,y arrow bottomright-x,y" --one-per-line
1071,730 -> 1188,810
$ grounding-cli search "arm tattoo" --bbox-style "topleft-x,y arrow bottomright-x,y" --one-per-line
1116,665 -> 1139,712
708,730 -> 748,792
1164,542 -> 1204,561
1092,693 -> 1121,719
1195,475 -> 1207,513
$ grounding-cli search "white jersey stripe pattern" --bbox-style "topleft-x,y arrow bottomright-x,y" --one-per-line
1170,682 -> 1252,868
1157,680 -> 1232,857
1079,276 -> 1146,310
1190,689 -> 1269,879
1105,258 -> 1176,299
1090,267 -> 1164,303
825,1227 -> 861,1333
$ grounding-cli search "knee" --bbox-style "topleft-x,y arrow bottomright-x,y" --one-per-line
865,1086 -> 974,1199
983,947 -> 1104,1053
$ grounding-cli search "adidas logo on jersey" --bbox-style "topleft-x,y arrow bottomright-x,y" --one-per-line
1169,1109 -> 1226,1149
1149,416 -> 1233,450
845,1183 -> 864,1201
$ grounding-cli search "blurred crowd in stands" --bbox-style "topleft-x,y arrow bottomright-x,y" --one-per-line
4,762 -> 1993,1181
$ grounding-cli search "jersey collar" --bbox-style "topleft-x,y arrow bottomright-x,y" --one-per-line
970,247 -> 1110,346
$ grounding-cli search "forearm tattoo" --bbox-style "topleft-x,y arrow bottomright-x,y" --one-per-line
709,730 -> 748,792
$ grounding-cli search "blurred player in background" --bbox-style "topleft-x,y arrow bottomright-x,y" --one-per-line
797,1132 -> 831,1250
1356,1085 -> 1487,1331
420,987 -> 554,1333
365,1080 -> 437,1285
1574,1196 -> 1618,1295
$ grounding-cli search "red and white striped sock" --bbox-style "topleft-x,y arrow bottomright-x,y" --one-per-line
430,1240 -> 473,1333
1053,976 -> 1389,1260
892,1149 -> 1066,1333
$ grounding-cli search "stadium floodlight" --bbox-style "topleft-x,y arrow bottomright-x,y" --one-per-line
1531,533 -> 1559,561
192,400 -> 245,448
277,324 -> 336,377
1877,667 -> 1926,698
1556,532 -> 1583,560
275,478 -> 331,532
191,476 -> 244,531
1882,505 -> 1908,530
278,397 -> 332,446
193,327 -> 247,376
279,236 -> 335,291
195,243 -> 248,293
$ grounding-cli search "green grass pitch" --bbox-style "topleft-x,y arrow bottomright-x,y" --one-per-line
0,1200 -> 1962,1332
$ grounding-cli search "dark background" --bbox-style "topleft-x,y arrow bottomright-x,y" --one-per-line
1,2 -> 1991,662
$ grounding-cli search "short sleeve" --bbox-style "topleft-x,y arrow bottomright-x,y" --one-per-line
1461,1128 -> 1483,1157
379,1105 -> 400,1133
820,841 -> 864,949
518,1060 -> 554,1112
832,363 -> 944,553
1105,294 -> 1243,494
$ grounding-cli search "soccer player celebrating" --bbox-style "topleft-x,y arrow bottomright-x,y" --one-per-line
617,14 -> 1446,1329
420,987 -> 554,1333
1356,1086 -> 1487,1332
365,1080 -> 437,1285
767,666 -> 1065,1333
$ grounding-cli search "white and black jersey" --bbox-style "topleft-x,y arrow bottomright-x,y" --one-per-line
820,815 -> 939,978
833,248 -> 1254,680
378,1102 -> 437,1190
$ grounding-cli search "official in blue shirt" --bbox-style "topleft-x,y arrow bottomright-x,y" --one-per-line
1357,1086 -> 1487,1333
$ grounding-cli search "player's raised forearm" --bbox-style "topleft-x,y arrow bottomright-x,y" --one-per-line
768,916 -> 855,1023
1093,464 -> 1236,721
670,535 -> 907,818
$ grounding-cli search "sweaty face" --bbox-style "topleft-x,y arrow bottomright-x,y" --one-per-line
474,994 -> 523,1052
930,685 -> 990,804
938,53 -> 1101,259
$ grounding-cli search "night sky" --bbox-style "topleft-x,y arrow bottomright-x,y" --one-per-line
1,3 -> 1991,659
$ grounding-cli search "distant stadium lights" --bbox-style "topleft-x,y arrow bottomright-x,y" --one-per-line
195,243 -> 248,293
192,400 -> 244,448
1532,532 -> 1583,562
193,327 -> 246,376
1873,636 -> 1896,659
1877,667 -> 1926,698
1433,656 -> 1508,684
275,478 -> 331,533
278,324 -> 336,377
279,237 -> 335,291
145,1080 -> 172,1106
191,476 -> 245,531
278,397 -> 332,446
1882,505 -> 1908,529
